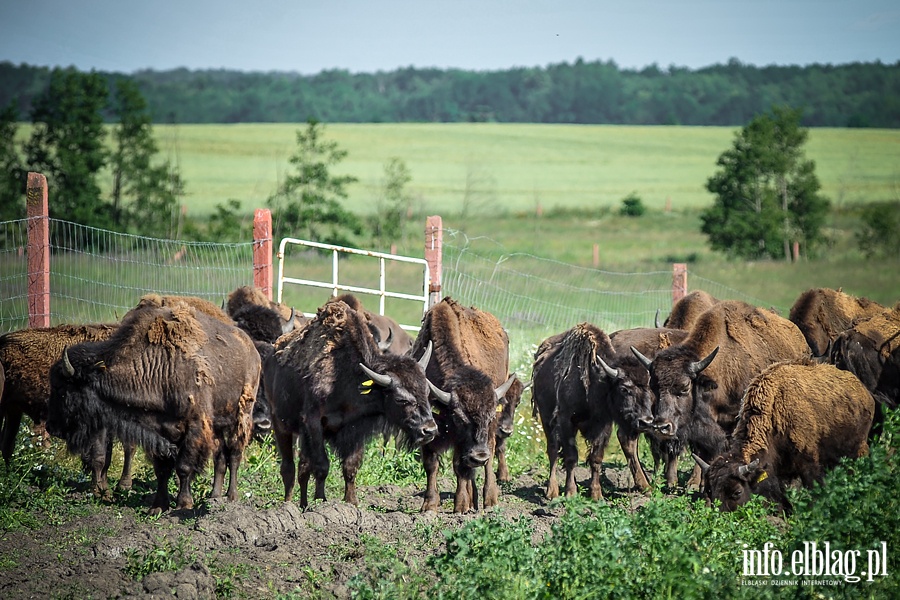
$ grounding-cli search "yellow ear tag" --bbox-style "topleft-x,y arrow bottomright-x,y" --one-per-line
496,404 -> 503,414
432,406 -> 441,415
94,361 -> 106,370
359,379 -> 374,395
755,471 -> 768,484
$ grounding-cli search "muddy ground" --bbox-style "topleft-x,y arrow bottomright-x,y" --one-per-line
0,463 -> 648,599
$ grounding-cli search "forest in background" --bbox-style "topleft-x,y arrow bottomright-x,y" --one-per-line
1,58 -> 898,127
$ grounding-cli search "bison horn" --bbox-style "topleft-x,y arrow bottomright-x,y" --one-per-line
417,340 -> 433,370
377,327 -> 394,352
737,458 -> 760,479
61,348 -> 76,377
631,346 -> 653,370
688,346 -> 719,377
521,379 -> 533,391
282,308 -> 296,335
654,308 -> 661,329
692,453 -> 710,474
428,380 -> 452,406
494,373 -> 518,401
596,356 -> 619,381
359,363 -> 393,388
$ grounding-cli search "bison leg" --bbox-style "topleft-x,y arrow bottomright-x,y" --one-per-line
0,409 -> 23,465
586,423 -> 613,501
452,454 -> 474,513
173,464 -> 195,511
210,445 -> 228,500
149,458 -> 174,516
298,428 -> 329,506
617,427 -> 650,491
340,443 -> 366,506
686,463 -> 702,489
420,447 -> 442,512
545,430 -> 561,499
482,438 -> 500,509
116,441 -> 136,492
559,422 -> 580,498
273,427 -> 297,502
495,438 -> 510,482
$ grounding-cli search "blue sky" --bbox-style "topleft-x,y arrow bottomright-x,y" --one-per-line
1,1 -> 898,74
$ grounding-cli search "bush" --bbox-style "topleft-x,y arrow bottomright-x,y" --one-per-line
619,193 -> 646,217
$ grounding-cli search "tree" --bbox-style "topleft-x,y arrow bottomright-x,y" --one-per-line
267,118 -> 361,245
109,78 -> 185,237
24,68 -> 111,234
856,201 -> 900,260
700,106 -> 830,260
373,157 -> 412,246
0,102 -> 25,222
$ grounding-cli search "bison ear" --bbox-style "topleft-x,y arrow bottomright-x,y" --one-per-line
689,347 -> 718,378
359,363 -> 393,388
427,380 -> 452,406
494,373 -> 517,401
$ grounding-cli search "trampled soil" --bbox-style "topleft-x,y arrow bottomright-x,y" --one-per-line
0,463 -> 647,599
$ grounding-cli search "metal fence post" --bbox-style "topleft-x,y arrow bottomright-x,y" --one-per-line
425,215 -> 442,308
253,208 -> 273,300
26,172 -> 50,328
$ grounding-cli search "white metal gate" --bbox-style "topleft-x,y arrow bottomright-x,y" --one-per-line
275,238 -> 430,332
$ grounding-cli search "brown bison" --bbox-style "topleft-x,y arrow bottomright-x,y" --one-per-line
47,301 -> 260,515
0,323 -> 137,498
663,290 -> 719,331
261,299 -> 437,507
494,375 -> 527,482
412,297 -> 516,513
226,285 -> 304,328
328,294 -> 414,356
789,287 -> 884,357
633,300 -> 809,487
696,359 -> 874,512
532,323 -> 653,500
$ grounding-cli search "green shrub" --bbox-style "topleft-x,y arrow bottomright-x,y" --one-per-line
619,193 -> 646,217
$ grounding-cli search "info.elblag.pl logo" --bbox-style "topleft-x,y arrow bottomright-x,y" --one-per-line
742,542 -> 889,585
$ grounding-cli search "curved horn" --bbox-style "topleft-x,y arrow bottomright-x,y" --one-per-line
521,379 -> 533,391
692,453 -> 710,474
417,340 -> 433,370
359,363 -> 392,387
596,356 -> 619,381
281,308 -> 296,335
654,308 -> 661,329
737,458 -> 760,479
427,380 -> 452,405
61,348 -> 75,377
631,346 -> 653,370
494,373 -> 518,401
377,327 -> 394,352
688,346 -> 719,377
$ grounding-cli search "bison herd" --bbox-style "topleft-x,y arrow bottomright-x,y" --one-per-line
0,285 -> 897,516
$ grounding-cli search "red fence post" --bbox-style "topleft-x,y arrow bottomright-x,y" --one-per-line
253,209 -> 273,301
424,216 -> 442,308
26,173 -> 51,328
672,263 -> 687,306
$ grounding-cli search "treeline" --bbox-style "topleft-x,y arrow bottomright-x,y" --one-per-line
2,58 -> 899,127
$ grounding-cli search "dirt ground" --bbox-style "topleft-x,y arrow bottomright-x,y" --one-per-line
0,463 -> 645,599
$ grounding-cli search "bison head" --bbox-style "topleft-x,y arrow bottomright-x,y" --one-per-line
596,355 -> 655,432
633,345 -> 718,440
428,369 -> 518,471
695,453 -> 768,512
358,341 -> 438,447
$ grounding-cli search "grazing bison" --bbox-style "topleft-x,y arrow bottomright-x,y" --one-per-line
262,299 -> 437,507
328,294 -> 414,356
633,300 -> 809,487
0,323 -> 138,498
534,323 -> 653,500
696,359 -> 874,512
47,302 -> 260,515
664,290 -> 719,331
789,287 -> 884,357
411,297 -> 516,513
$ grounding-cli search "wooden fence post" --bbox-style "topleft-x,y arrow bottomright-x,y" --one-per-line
672,263 -> 687,306
26,173 -> 51,328
424,216 -> 442,308
253,209 -> 273,300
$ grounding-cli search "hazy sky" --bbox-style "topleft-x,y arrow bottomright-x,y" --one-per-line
2,1 -> 898,75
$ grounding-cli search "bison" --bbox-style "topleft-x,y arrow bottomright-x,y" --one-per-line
633,300 -> 809,487
532,323 -> 653,500
47,301 -> 260,515
663,290 -> 719,331
789,287 -> 884,357
328,294 -> 414,356
0,323 -> 137,498
494,375 -> 527,482
411,297 -> 516,513
261,299 -> 437,507
696,359 -> 874,512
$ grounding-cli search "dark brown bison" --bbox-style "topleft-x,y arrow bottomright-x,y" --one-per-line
261,299 -> 437,507
789,287 -> 884,357
633,300 -> 809,487
328,294 -> 414,356
532,323 -> 653,500
0,323 -> 137,498
494,375 -> 527,482
663,290 -> 719,330
530,331 -> 565,498
226,285 -> 305,328
47,301 -> 260,515
411,297 -> 516,513
696,359 -> 874,512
